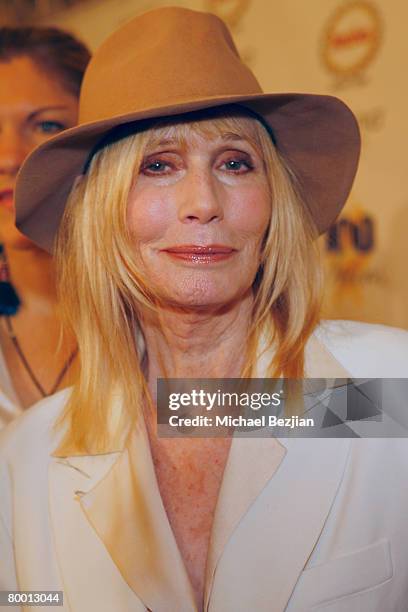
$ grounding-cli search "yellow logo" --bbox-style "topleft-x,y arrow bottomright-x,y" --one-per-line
321,1 -> 382,82
324,206 -> 384,305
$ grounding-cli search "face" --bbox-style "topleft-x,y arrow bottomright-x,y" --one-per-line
127,122 -> 271,309
0,56 -> 78,247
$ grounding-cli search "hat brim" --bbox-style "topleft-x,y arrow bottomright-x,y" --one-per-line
15,91 -> 360,253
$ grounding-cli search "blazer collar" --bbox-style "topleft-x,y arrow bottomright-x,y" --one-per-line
49,331 -> 352,611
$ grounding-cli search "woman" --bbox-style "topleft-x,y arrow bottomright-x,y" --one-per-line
1,7 -> 408,612
0,27 -> 90,424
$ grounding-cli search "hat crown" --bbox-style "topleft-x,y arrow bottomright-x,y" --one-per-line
79,6 -> 262,123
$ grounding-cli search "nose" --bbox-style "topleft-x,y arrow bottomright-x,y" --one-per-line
177,167 -> 224,224
0,126 -> 28,177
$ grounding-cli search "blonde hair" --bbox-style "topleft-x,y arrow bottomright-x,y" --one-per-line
55,107 -> 322,453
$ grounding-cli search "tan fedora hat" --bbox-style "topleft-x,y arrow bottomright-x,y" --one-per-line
15,6 -> 360,253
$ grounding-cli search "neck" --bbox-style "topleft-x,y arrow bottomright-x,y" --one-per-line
141,292 -> 254,390
4,243 -> 57,310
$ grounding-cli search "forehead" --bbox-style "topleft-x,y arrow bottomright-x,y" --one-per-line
0,56 -> 75,110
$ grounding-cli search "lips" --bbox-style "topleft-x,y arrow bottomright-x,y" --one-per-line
162,244 -> 236,263
164,245 -> 234,254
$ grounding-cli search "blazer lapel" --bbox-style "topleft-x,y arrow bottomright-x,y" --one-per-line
50,416 -> 197,612
205,330 -> 353,610
206,436 -> 351,611
79,420 -> 197,612
204,434 -> 287,609
48,451 -> 145,612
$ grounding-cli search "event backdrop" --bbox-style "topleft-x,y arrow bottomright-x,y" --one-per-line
32,0 -> 407,329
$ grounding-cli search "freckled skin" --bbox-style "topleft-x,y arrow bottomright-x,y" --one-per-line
149,433 -> 233,606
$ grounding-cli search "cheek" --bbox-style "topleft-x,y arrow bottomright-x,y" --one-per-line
127,190 -> 172,243
228,185 -> 271,238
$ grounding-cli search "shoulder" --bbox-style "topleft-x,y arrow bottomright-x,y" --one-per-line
0,387 -> 71,465
313,319 -> 408,377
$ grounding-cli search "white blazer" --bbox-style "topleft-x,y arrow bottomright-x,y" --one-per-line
0,345 -> 23,428
1,320 -> 408,612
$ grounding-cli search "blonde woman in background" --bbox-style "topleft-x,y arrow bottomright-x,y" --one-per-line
1,8 -> 408,612
0,27 -> 90,425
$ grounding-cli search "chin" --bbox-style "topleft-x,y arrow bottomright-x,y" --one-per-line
157,278 -> 247,310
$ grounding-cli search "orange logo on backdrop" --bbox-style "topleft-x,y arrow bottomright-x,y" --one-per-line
321,1 -> 382,85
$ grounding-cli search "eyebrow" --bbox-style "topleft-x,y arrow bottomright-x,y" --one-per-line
27,106 -> 71,121
220,132 -> 248,142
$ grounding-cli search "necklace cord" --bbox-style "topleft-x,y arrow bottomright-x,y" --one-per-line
4,315 -> 77,398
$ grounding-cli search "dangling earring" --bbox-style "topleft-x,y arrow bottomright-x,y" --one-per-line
0,244 -> 21,316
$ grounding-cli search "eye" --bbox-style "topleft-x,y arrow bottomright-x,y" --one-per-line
142,160 -> 170,174
140,153 -> 179,176
219,155 -> 254,174
225,159 -> 250,171
35,120 -> 66,135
